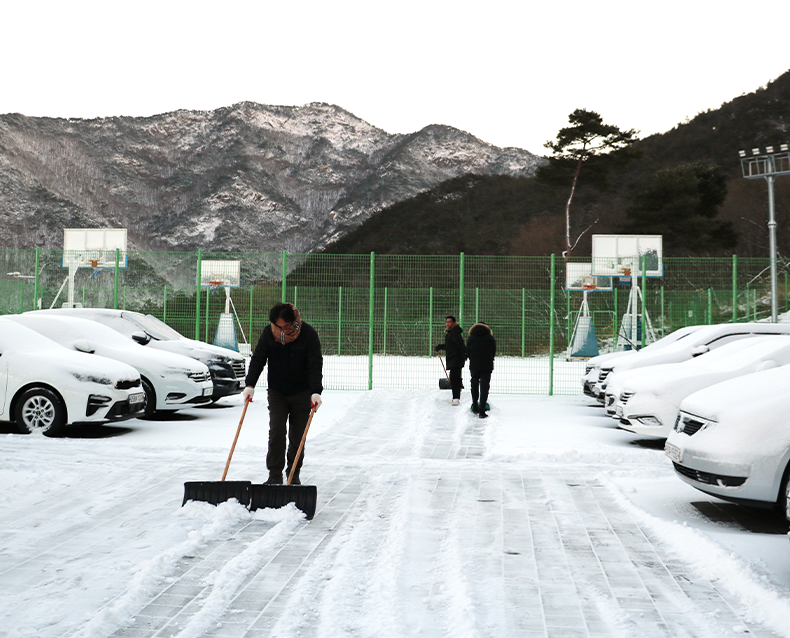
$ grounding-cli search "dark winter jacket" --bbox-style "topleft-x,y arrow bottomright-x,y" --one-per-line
436,324 -> 467,369
245,321 -> 323,396
467,323 -> 496,374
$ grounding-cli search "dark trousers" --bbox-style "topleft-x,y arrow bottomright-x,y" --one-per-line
266,389 -> 312,477
449,366 -> 463,400
470,371 -> 491,409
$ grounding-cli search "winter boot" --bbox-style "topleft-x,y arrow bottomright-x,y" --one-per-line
286,468 -> 301,485
264,472 -> 283,484
471,402 -> 479,413
478,409 -> 488,419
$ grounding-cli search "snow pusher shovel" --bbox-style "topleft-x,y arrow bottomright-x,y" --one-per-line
249,404 -> 318,520
182,396 -> 252,507
437,352 -> 452,389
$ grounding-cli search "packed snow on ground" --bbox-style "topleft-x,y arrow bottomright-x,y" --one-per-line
1,388 -> 789,638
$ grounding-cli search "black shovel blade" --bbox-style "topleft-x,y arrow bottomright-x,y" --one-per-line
249,484 -> 317,520
439,378 -> 452,389
182,481 -> 252,507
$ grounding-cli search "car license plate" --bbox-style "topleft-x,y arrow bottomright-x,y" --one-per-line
129,392 -> 145,405
665,442 -> 682,463
203,387 -> 213,396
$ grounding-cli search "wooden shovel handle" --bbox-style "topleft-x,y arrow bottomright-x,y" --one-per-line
436,351 -> 450,380
287,404 -> 317,486
222,396 -> 251,481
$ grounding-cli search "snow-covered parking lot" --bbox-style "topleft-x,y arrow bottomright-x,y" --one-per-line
1,390 -> 789,638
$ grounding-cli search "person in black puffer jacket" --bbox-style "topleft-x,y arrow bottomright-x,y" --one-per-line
467,322 -> 496,418
242,303 -> 323,485
435,315 -> 466,405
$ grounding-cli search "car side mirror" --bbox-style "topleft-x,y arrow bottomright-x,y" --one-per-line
74,339 -> 95,354
131,331 -> 151,345
690,345 -> 710,357
758,360 -> 778,372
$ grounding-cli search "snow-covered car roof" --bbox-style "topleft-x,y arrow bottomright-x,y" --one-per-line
603,322 -> 790,374
5,315 -> 209,374
620,335 -> 790,391
30,308 -> 244,360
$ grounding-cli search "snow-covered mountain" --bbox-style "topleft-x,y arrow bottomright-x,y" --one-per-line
0,102 -> 543,253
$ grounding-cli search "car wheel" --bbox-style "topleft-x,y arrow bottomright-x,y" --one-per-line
778,464 -> 790,518
786,478 -> 790,523
14,387 -> 67,436
142,378 -> 156,417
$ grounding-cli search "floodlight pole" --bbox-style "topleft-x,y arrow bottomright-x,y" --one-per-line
739,145 -> 790,323
767,174 -> 778,322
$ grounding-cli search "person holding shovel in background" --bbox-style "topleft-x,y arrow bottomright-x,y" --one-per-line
435,315 -> 466,405
466,321 -> 496,418
242,302 -> 323,485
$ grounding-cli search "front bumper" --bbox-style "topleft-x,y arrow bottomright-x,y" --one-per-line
665,441 -> 777,507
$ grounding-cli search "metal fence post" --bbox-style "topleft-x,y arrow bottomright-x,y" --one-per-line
428,286 -> 434,356
281,250 -> 287,303
383,287 -> 389,355
521,288 -> 526,358
114,248 -> 120,309
195,249 -> 202,340
549,254 -> 556,396
732,254 -> 738,323
163,285 -> 168,322
248,286 -> 254,346
459,252 -> 465,328
33,247 -> 39,310
337,286 -> 343,355
368,252 -> 375,391
205,286 -> 211,341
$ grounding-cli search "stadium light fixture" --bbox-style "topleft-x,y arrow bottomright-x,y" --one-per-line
739,143 -> 790,322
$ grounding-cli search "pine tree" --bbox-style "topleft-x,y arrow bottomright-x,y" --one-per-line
542,109 -> 638,258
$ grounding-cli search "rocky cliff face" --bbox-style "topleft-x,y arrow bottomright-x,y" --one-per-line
0,102 -> 543,254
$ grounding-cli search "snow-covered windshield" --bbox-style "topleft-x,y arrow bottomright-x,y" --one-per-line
640,325 -> 699,351
123,313 -> 184,341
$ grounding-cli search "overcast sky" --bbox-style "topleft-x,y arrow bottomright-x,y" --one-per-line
2,0 -> 788,154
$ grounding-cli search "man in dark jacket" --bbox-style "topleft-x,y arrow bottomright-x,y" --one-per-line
242,303 -> 323,485
467,322 -> 496,418
435,315 -> 466,405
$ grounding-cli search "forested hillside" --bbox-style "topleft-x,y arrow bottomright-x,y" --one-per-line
324,71 -> 790,257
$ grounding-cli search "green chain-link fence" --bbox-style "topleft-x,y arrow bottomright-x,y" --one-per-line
1,249 -> 788,395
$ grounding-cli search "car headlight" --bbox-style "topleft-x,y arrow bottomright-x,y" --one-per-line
72,372 -> 112,385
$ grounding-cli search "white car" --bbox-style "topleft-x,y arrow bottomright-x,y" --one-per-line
601,322 -> 790,415
28,308 -> 246,401
0,318 -> 145,436
665,363 -> 790,510
5,315 -> 214,416
584,325 -> 705,402
613,335 -> 790,439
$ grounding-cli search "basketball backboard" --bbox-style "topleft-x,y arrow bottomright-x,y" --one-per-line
62,228 -> 128,268
591,235 -> 663,278
565,263 -> 614,292
200,260 -> 241,288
